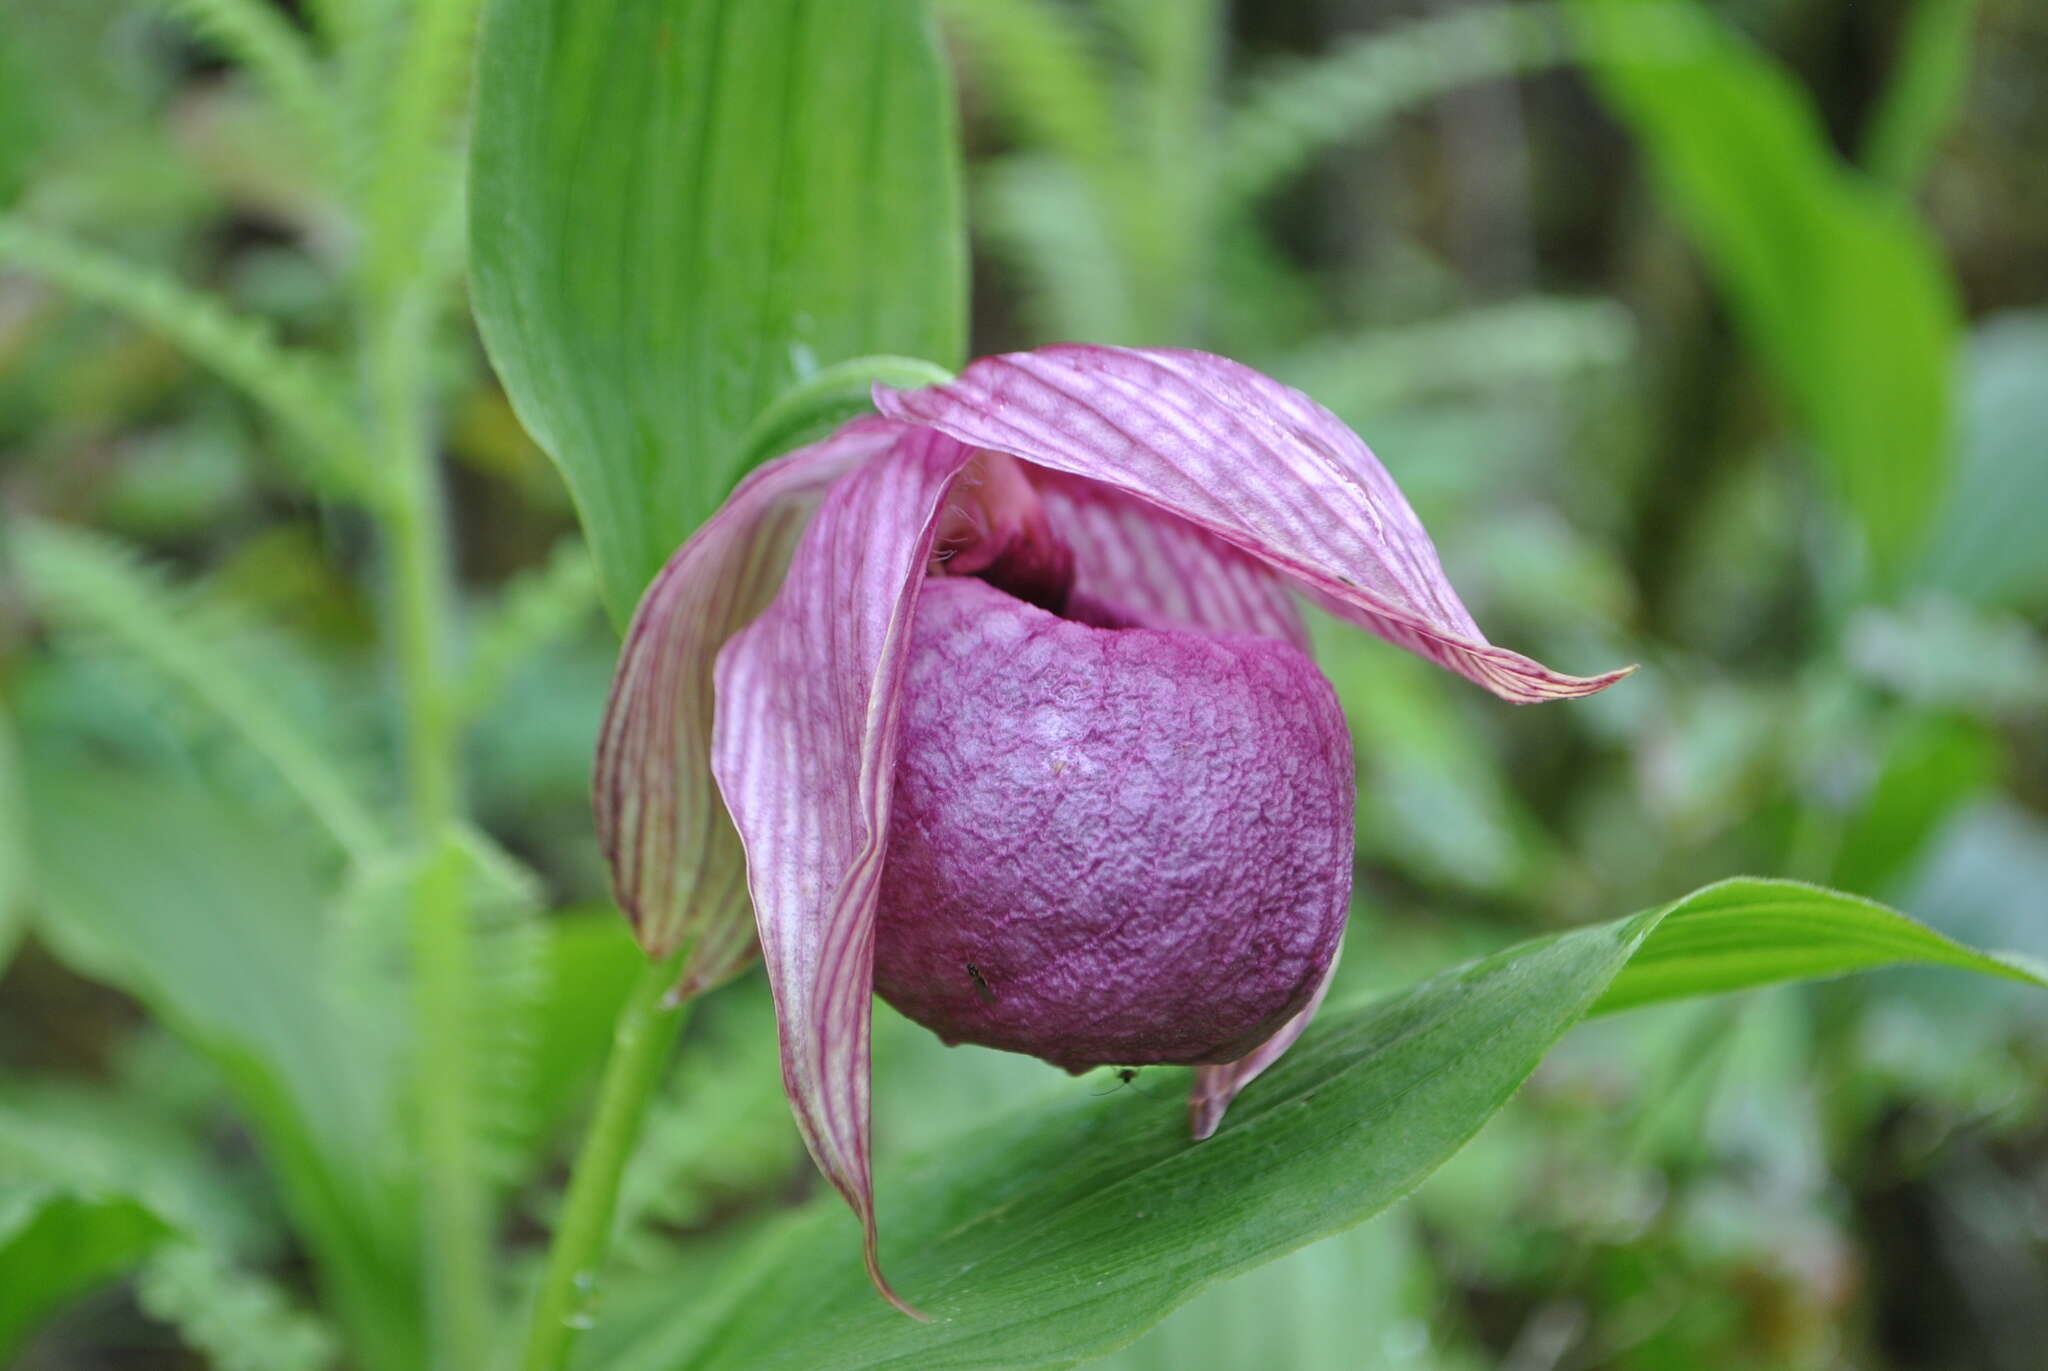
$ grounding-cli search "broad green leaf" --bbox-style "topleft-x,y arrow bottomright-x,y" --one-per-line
0,1084 -> 336,1366
470,0 -> 967,623
0,1185 -> 171,1356
1570,0 -> 1961,578
0,1084 -> 242,1358
1089,1213 -> 1455,1371
20,758 -> 425,1371
580,878 -> 2042,1371
1585,879 -> 2037,1016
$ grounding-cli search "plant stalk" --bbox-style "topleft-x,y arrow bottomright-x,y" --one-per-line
521,945 -> 695,1371
376,294 -> 492,1369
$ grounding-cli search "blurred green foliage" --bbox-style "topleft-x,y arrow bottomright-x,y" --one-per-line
2,1 -> 2045,1369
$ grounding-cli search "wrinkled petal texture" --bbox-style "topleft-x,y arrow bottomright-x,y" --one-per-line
872,578 -> 1353,1072
595,421 -> 895,992
875,345 -> 1633,702
711,427 -> 978,1318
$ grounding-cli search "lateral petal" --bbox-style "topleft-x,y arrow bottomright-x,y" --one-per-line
876,345 -> 1631,702
711,426 -> 979,1316
594,420 -> 900,993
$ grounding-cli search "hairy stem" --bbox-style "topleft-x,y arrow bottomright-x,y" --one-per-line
521,945 -> 694,1371
375,288 -> 491,1369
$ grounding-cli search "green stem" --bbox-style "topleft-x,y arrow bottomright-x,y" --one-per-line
375,292 -> 491,1369
521,945 -> 694,1371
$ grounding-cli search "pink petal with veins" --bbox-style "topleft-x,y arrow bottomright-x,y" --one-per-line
875,345 -> 1633,702
711,427 -> 980,1318
595,419 -> 899,992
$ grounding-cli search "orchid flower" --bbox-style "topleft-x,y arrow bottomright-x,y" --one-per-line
596,345 -> 1630,1314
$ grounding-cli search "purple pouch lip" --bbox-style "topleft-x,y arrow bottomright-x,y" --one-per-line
871,576 -> 1353,1077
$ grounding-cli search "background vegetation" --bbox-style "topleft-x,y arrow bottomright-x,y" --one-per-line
2,1 -> 2044,1368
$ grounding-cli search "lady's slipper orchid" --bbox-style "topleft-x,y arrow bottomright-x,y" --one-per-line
596,345 -> 1629,1314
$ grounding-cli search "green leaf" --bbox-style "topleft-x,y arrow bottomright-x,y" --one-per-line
470,0 -> 967,624
20,758 -> 425,1371
1586,879 -> 2038,1016
1088,1213 -> 1443,1371
0,1185 -> 172,1357
1570,0 -> 1961,578
0,1083 -> 256,1360
0,1085 -> 337,1368
584,878 -> 2041,1371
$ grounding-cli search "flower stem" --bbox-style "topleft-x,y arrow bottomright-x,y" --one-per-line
521,945 -> 694,1371
374,291 -> 491,1368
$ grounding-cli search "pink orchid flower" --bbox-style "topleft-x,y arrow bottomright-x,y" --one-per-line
596,345 -> 1630,1314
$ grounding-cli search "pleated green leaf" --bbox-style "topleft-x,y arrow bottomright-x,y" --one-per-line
470,0 -> 967,623
583,878 -> 2042,1371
